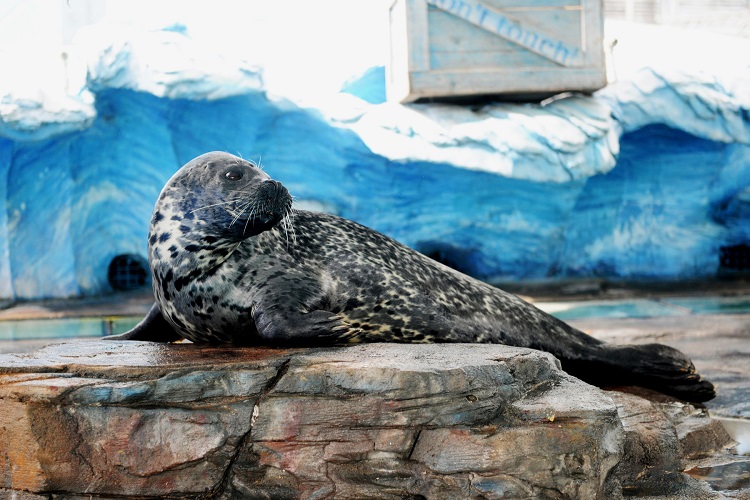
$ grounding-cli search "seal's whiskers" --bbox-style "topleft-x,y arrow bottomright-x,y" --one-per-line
280,209 -> 296,250
189,198 -> 244,214
230,200 -> 254,228
242,199 -> 265,235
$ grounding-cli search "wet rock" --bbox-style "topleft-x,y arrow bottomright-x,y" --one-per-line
0,341 -> 624,498
570,313 -> 750,419
606,391 -> 734,498
0,341 -> 744,498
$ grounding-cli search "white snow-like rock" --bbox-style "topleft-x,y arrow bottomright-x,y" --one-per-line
0,22 -> 748,299
83,24 -> 265,100
0,48 -> 95,142
345,96 -> 619,182
598,67 -> 750,143
0,92 -> 94,142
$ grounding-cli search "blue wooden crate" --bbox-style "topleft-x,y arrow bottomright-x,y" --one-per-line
387,0 -> 607,102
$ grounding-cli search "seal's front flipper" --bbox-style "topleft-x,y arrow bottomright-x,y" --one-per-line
562,343 -> 716,403
103,303 -> 183,342
253,301 -> 363,345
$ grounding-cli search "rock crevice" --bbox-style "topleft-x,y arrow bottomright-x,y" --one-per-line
208,357 -> 293,499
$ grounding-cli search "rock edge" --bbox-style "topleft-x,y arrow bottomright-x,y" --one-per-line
0,341 -> 738,499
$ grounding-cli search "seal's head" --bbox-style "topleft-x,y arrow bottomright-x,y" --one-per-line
153,151 -> 292,243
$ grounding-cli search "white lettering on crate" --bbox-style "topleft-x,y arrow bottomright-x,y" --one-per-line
426,0 -> 584,67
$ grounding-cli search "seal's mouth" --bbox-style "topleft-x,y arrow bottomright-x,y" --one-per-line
255,179 -> 292,224
233,179 -> 293,236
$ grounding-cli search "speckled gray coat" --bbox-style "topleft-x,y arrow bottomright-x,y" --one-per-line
114,152 -> 715,403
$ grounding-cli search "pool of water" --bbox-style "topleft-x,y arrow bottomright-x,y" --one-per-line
685,417 -> 750,493
0,295 -> 749,342
719,417 -> 750,456
0,316 -> 140,341
537,295 -> 750,320
0,293 -> 748,349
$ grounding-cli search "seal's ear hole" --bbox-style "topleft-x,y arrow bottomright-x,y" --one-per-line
108,254 -> 150,291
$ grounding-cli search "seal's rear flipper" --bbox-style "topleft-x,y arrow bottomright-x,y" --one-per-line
562,343 -> 716,403
103,303 -> 183,342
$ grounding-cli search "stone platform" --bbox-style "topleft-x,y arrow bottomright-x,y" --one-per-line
0,341 -> 742,499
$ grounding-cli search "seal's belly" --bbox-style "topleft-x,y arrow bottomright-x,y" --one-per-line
159,272 -> 261,344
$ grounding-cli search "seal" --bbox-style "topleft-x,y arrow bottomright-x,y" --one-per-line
111,151 -> 715,402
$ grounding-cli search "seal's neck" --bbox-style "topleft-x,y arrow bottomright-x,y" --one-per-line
147,205 -> 242,289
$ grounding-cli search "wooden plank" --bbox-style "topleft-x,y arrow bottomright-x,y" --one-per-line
427,8 -> 583,50
483,0 -> 582,7
505,10 -> 584,46
427,21 -> 557,71
581,0 -> 604,65
387,0 -> 411,101
409,66 -> 607,97
407,0 -> 431,71
425,0 -> 585,66
386,0 -> 606,102
430,48 -> 553,71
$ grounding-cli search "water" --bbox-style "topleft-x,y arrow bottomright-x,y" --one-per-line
686,461 -> 750,492
538,295 -> 750,320
719,417 -> 750,456
684,418 -> 750,492
0,316 -> 140,341
1,295 -> 749,345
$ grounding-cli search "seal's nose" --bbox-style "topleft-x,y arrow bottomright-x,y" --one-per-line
260,180 -> 289,204
262,179 -> 283,192
257,179 -> 291,223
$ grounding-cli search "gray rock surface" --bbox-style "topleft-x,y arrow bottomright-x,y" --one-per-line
570,313 -> 750,419
0,341 -> 743,499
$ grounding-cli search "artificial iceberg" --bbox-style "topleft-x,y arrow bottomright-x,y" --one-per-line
0,24 -> 748,300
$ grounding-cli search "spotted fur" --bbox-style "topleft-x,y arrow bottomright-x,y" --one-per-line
112,152 -> 715,402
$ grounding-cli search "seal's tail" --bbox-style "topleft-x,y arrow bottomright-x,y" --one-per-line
561,343 -> 716,403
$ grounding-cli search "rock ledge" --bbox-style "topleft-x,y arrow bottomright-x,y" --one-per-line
0,341 -> 737,499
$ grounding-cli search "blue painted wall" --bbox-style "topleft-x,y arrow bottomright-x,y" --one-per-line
0,28 -> 748,300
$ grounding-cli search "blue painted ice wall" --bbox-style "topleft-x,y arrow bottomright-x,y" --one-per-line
0,27 -> 748,300
0,139 -> 12,299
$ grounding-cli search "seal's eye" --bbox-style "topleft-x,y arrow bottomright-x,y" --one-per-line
225,170 -> 243,181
